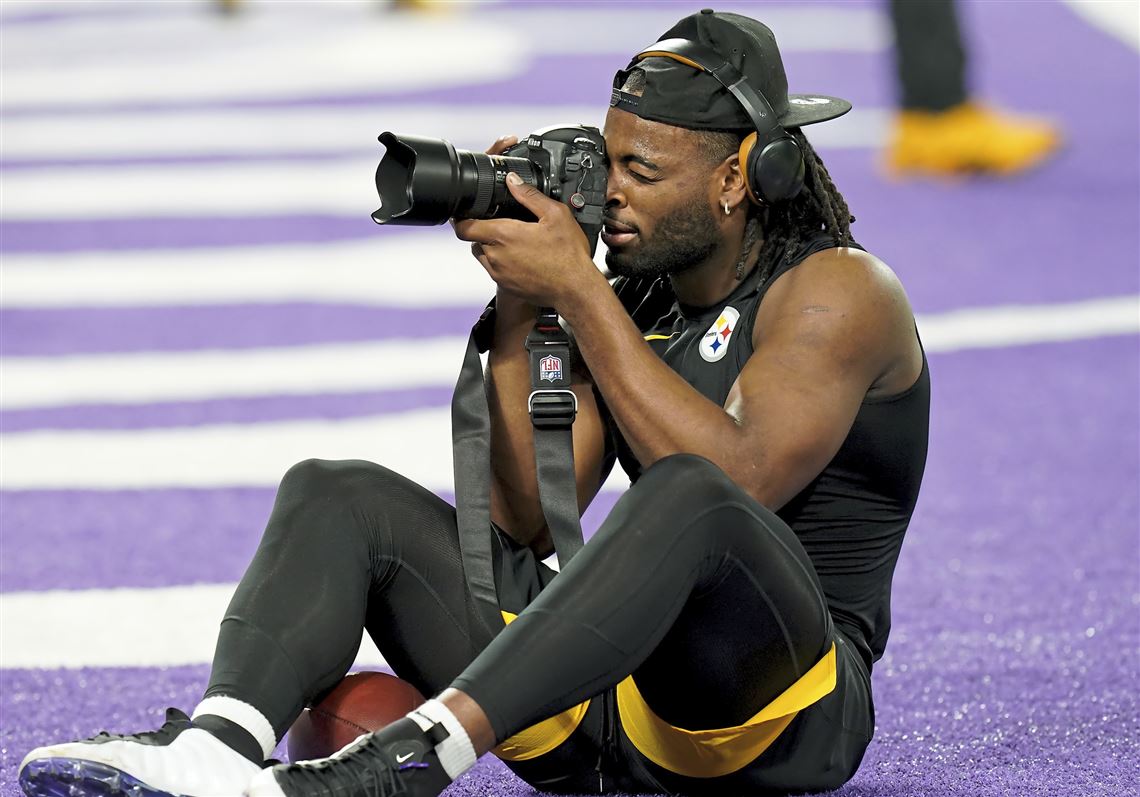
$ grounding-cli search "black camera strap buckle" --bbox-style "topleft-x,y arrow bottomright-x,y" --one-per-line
528,389 -> 578,429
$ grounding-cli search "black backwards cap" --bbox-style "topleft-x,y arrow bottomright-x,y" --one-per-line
611,8 -> 852,130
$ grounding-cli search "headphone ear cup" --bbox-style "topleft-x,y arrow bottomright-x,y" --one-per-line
752,135 -> 805,205
738,132 -> 762,205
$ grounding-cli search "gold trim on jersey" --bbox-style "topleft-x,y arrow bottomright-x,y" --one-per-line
616,643 -> 838,778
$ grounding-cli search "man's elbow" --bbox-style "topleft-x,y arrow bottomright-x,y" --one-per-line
726,449 -> 821,511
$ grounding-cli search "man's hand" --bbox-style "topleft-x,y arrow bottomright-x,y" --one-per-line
453,173 -> 606,310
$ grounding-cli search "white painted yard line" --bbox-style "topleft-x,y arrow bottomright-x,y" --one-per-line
0,338 -> 471,409
1,112 -> 885,219
0,409 -> 454,491
1,9 -> 525,106
0,584 -> 389,670
1,295 -> 1136,415
2,158 -> 411,219
917,295 -> 1140,352
1062,0 -> 1140,50
0,105 -> 885,161
0,236 -> 502,309
0,105 -> 602,160
0,408 -> 636,493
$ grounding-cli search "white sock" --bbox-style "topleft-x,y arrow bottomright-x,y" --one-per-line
191,696 -> 277,761
406,699 -> 477,780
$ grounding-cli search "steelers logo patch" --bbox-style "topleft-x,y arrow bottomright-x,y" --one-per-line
699,306 -> 740,363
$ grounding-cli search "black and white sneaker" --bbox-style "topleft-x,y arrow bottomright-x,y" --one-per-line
245,718 -> 453,797
19,708 -> 264,797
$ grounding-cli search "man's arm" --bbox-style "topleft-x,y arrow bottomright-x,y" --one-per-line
562,248 -> 922,509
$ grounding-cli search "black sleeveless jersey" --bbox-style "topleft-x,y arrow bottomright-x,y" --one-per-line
606,233 -> 930,671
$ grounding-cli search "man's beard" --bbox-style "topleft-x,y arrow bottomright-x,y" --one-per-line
605,195 -> 721,280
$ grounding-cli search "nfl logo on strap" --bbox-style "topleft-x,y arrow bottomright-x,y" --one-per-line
700,306 -> 741,363
539,354 -> 563,383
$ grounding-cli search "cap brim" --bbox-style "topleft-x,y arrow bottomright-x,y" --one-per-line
781,94 -> 853,127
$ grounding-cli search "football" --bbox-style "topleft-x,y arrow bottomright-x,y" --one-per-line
287,671 -> 426,762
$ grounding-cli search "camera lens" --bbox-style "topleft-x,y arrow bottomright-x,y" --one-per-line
372,133 -> 543,226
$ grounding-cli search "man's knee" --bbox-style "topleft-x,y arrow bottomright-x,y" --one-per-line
272,459 -> 444,554
634,453 -> 745,512
601,453 -> 759,559
271,459 -> 404,543
278,458 -> 391,503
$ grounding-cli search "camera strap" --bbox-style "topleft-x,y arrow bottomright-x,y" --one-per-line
524,307 -> 584,565
451,306 -> 503,638
450,302 -> 584,639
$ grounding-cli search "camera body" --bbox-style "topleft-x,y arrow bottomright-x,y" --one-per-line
498,125 -> 607,255
373,124 -> 608,255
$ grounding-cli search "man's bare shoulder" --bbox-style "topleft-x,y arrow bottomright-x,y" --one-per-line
754,246 -> 922,396
761,246 -> 910,315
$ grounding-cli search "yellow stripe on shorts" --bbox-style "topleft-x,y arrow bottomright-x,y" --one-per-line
491,611 -> 592,762
491,611 -> 838,775
616,643 -> 838,778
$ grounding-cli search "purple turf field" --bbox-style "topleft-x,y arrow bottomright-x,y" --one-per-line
1,2 -> 1137,796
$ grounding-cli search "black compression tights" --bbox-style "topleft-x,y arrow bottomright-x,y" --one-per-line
205,454 -> 832,744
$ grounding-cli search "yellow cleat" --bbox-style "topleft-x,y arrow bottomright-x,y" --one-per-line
389,0 -> 452,13
884,102 -> 1062,179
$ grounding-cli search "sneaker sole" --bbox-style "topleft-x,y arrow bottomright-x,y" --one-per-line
19,758 -> 177,797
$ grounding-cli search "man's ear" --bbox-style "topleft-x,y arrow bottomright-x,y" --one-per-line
718,153 -> 750,210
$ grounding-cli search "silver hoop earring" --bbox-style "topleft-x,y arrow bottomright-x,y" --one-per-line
723,202 -> 731,215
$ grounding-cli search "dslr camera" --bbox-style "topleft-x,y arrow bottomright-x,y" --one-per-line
372,125 -> 608,255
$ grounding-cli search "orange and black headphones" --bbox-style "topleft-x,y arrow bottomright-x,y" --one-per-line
619,38 -> 805,206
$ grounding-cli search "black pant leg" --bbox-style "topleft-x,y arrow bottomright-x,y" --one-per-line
203,459 -> 496,739
452,453 -> 833,742
889,0 -> 969,111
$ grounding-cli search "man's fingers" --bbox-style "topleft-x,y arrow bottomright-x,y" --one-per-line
471,242 -> 489,266
505,173 -> 561,219
453,216 -> 523,244
453,218 -> 492,243
484,135 -> 519,156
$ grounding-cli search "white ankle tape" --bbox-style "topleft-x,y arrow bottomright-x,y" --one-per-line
192,696 -> 276,760
408,699 -> 476,780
